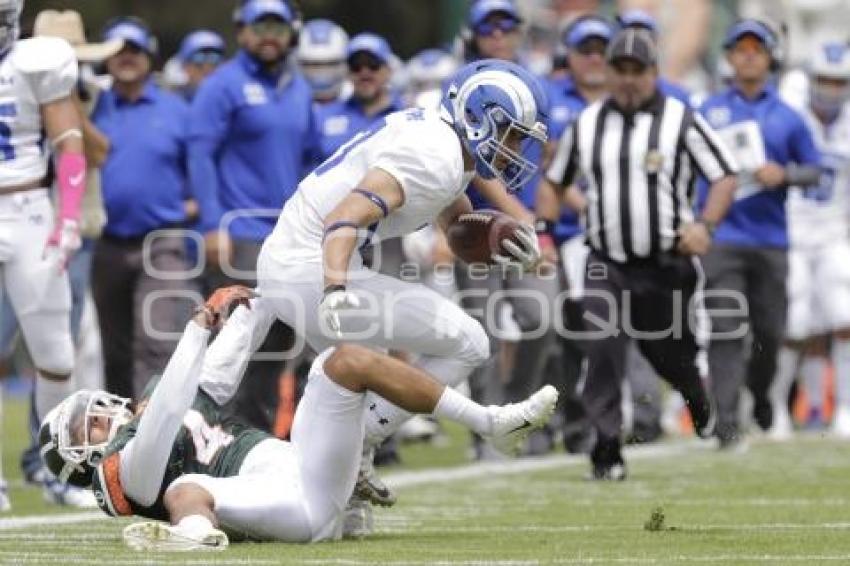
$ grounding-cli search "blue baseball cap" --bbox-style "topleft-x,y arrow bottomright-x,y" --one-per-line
468,0 -> 522,29
723,19 -> 777,50
616,10 -> 658,34
178,30 -> 225,61
564,17 -> 613,48
236,0 -> 294,25
346,33 -> 392,65
103,19 -> 156,55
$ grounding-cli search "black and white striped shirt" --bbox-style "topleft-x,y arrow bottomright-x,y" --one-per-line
546,92 -> 737,263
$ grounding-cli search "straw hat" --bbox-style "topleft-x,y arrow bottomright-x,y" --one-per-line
33,10 -> 124,62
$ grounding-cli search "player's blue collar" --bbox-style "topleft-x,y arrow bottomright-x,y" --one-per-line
729,80 -> 776,102
343,91 -> 404,116
236,49 -> 293,86
112,80 -> 159,105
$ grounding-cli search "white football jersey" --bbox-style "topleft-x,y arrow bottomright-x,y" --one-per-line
0,36 -> 77,187
786,103 -> 850,249
265,107 -> 474,266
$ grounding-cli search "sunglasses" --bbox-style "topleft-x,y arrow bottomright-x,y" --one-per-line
249,19 -> 291,38
348,57 -> 383,73
474,17 -> 519,37
187,50 -> 223,66
574,40 -> 608,56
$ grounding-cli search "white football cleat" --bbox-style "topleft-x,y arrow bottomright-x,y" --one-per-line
353,444 -> 396,507
122,521 -> 229,552
342,496 -> 374,539
767,406 -> 793,441
831,406 -> 850,439
487,385 -> 559,456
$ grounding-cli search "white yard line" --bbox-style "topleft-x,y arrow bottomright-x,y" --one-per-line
0,511 -> 104,531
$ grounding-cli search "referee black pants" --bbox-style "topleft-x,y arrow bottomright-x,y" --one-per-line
581,251 -> 711,466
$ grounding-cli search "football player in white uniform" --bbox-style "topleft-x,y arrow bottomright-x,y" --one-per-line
0,1 -> 85,427
772,43 -> 850,438
39,286 -> 558,550
201,59 -> 547,509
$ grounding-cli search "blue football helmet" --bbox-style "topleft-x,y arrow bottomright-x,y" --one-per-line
441,59 -> 548,192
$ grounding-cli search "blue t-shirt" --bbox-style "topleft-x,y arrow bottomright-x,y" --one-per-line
698,84 -> 820,248
658,77 -> 692,107
93,82 -> 189,238
188,51 -> 318,241
314,94 -> 405,163
545,76 -> 589,244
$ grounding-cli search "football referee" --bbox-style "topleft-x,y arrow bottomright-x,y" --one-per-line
546,29 -> 739,480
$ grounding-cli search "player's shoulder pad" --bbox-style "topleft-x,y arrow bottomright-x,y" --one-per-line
11,36 -> 76,75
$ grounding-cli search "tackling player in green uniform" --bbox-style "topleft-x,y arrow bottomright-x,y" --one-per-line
39,286 -> 558,550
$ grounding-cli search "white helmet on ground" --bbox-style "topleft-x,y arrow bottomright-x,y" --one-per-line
38,390 -> 132,487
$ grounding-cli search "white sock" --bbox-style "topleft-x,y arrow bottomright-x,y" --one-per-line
433,386 -> 492,436
771,346 -> 800,410
832,339 -> 850,409
176,514 -> 214,537
35,374 -> 71,423
800,355 -> 826,412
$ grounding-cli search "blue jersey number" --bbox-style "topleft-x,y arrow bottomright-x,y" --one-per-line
0,122 -> 15,161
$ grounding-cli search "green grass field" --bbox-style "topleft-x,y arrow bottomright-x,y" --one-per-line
2,395 -> 850,565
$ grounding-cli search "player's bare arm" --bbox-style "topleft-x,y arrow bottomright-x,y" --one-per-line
321,167 -> 405,289
74,93 -> 110,167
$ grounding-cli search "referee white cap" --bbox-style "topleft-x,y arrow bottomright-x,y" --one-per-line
606,28 -> 657,67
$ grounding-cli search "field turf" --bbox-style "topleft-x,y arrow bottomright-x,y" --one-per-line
2,396 -> 850,565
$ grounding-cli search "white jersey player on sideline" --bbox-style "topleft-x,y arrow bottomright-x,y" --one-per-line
772,42 -> 850,439
0,0 -> 88,509
38,286 -> 558,550
201,59 -> 548,519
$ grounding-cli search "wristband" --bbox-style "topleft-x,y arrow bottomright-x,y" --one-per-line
534,219 -> 555,236
323,284 -> 346,297
784,164 -> 822,187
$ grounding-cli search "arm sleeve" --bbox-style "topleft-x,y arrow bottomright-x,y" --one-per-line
684,111 -> 739,183
187,79 -> 231,233
119,321 -> 210,507
790,112 -> 821,166
546,121 -> 580,188
199,301 -> 277,405
25,38 -> 78,104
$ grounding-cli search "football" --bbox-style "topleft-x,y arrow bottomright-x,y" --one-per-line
446,210 -> 521,264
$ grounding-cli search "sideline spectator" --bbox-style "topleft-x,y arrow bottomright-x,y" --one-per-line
188,0 -> 317,431
699,20 -> 821,448
91,17 -> 194,399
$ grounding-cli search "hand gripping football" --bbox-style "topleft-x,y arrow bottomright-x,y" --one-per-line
446,210 -> 521,265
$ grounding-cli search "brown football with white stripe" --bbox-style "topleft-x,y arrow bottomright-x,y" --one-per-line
446,210 -> 521,265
